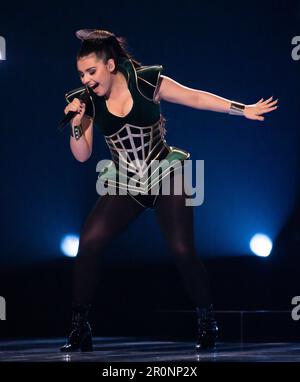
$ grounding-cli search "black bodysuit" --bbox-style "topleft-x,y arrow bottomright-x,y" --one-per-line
66,57 -> 190,209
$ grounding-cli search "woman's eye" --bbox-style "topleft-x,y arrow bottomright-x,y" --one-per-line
79,70 -> 95,78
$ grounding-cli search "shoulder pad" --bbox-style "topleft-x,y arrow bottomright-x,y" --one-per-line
135,65 -> 163,103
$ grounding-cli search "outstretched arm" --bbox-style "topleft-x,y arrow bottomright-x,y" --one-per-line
155,76 -> 278,121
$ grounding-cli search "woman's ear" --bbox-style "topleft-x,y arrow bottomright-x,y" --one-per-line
107,58 -> 116,72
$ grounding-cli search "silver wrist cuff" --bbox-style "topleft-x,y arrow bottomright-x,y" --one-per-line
71,125 -> 83,140
229,101 -> 245,116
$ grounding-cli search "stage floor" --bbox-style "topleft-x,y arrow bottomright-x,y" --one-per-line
0,337 -> 300,362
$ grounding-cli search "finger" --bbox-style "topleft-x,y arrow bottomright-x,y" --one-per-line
261,106 -> 278,114
67,106 -> 78,113
257,98 -> 264,104
70,104 -> 80,113
261,96 -> 273,105
263,99 -> 278,107
73,100 -> 82,108
257,116 -> 265,121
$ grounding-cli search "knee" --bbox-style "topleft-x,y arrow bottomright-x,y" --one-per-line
170,241 -> 195,261
78,237 -> 97,258
78,225 -> 107,256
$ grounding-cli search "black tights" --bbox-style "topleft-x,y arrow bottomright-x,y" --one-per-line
72,175 -> 212,309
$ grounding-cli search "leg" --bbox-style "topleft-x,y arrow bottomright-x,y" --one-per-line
154,172 -> 212,308
154,171 -> 218,350
73,193 -> 146,305
61,193 -> 145,352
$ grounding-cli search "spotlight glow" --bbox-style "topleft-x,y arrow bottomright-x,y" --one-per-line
60,235 -> 79,257
250,234 -> 272,257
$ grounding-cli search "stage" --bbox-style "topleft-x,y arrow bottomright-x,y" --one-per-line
1,337 -> 300,362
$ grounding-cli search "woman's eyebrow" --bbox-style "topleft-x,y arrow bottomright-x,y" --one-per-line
77,67 -> 96,74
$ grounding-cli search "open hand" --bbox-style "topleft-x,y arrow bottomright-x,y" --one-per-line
244,96 -> 278,121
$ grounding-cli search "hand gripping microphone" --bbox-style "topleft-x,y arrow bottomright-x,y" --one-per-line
58,89 -> 91,131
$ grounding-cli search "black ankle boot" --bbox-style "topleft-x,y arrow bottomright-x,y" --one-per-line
195,305 -> 218,351
60,304 -> 93,352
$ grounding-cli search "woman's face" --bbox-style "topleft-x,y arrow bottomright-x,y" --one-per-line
77,53 -> 115,97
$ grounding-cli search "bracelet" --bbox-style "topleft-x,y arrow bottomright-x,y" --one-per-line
229,101 -> 245,116
71,125 -> 83,140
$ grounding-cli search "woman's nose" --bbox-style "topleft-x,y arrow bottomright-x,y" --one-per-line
81,74 -> 91,85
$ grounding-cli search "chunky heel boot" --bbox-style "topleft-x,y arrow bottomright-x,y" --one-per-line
60,304 -> 93,352
195,304 -> 218,351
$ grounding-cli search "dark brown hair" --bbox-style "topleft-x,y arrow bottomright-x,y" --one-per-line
76,29 -> 141,69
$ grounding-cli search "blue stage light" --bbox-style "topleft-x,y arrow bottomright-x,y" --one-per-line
250,233 -> 272,257
60,235 -> 79,257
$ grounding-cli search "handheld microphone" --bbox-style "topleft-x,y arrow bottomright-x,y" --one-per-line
58,89 -> 91,131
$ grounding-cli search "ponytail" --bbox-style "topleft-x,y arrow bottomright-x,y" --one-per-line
76,29 -> 141,69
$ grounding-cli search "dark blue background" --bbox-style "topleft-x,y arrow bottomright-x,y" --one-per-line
0,0 -> 300,339
1,0 -> 299,265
